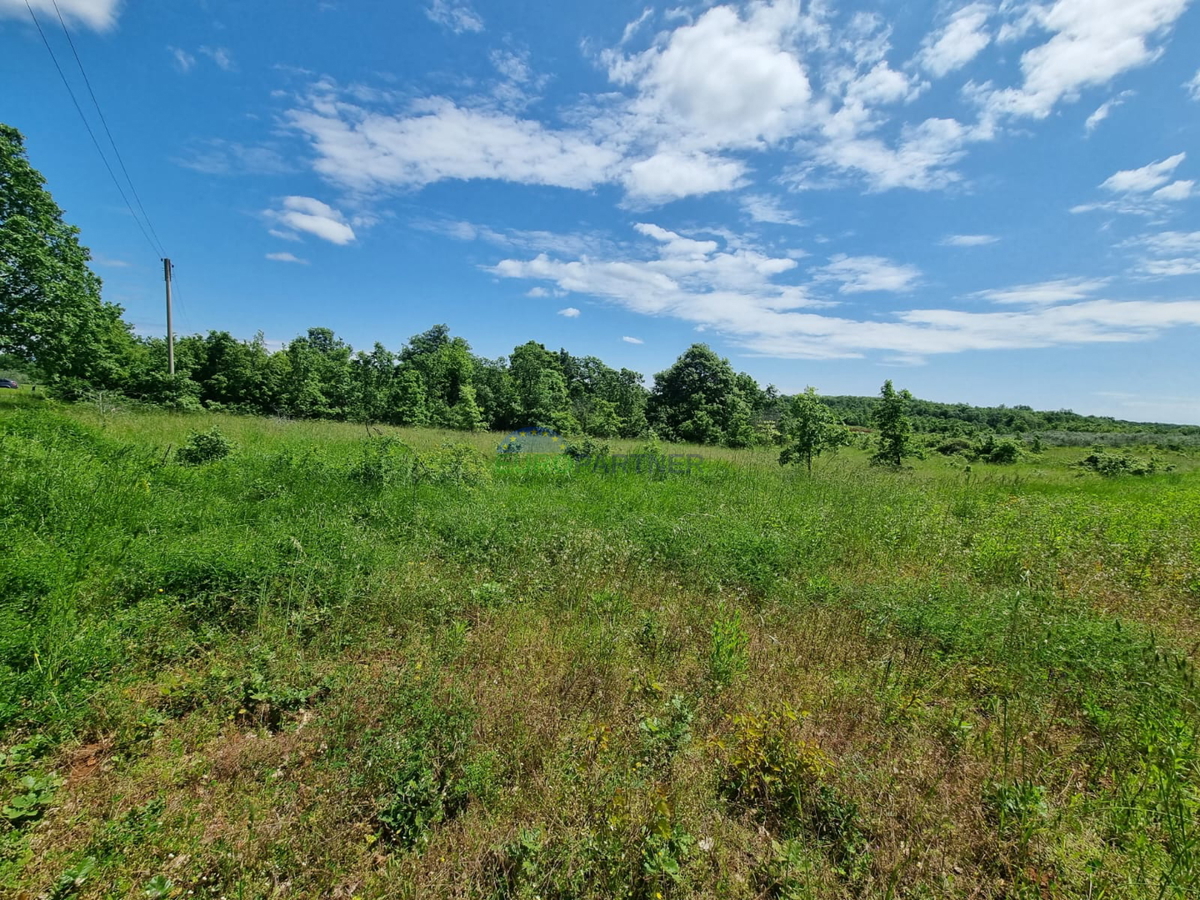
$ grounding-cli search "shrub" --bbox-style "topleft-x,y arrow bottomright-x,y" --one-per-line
175,427 -> 234,465
562,436 -> 611,462
421,442 -> 492,485
718,708 -> 868,878
348,436 -> 418,486
1073,451 -> 1166,477
973,436 -> 1023,464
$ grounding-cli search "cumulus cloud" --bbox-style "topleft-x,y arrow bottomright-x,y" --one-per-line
916,3 -> 992,78
279,1 -> 1193,212
942,234 -> 999,246
557,307 -> 581,317
0,0 -> 119,30
425,0 -> 483,34
622,335 -> 644,344
980,0 -> 1190,122
605,1 -> 813,149
265,196 -> 356,245
266,252 -> 308,264
622,151 -> 745,204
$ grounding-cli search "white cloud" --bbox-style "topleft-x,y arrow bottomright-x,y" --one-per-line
199,46 -> 235,72
557,307 -> 581,317
622,335 -> 644,344
169,47 -> 195,73
266,252 -> 308,264
1102,153 -> 1186,193
623,151 -> 745,204
287,94 -> 621,193
426,0 -> 483,34
621,7 -> 654,45
0,0 -> 118,30
1073,152 -> 1195,215
1187,69 -> 1200,100
942,234 -> 999,246
741,193 -> 804,225
974,277 -> 1110,305
606,1 -> 813,149
813,254 -> 921,293
806,116 -> 977,192
265,196 -> 356,245
527,287 -> 550,298
489,226 -> 1200,359
1126,230 -> 1200,276
980,0 -> 1191,122
916,3 -> 992,78
1084,90 -> 1134,133
1152,179 -> 1194,202
175,140 -> 294,176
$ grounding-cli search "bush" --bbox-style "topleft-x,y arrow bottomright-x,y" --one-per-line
175,427 -> 234,465
561,436 -> 611,462
975,436 -> 1023,464
348,436 -> 418,486
1072,451 -> 1167,477
421,442 -> 492,486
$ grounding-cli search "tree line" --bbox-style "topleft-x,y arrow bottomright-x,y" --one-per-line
3,122 -> 1195,448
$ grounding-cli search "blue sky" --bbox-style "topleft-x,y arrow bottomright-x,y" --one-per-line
3,0 -> 1199,423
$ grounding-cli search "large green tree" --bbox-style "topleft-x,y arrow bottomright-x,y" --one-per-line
647,344 -> 755,446
0,124 -> 132,388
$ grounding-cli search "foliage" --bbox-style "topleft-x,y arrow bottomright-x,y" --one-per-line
0,125 -> 133,388
708,610 -> 750,689
1073,450 -> 1166,477
870,379 -> 915,467
562,436 -> 611,462
2,772 -> 60,826
175,426 -> 235,465
647,344 -> 757,446
778,387 -> 850,473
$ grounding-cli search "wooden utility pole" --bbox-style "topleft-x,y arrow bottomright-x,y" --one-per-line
163,258 -> 174,375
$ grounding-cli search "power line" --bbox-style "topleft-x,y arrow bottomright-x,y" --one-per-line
48,0 -> 167,258
23,0 -> 163,259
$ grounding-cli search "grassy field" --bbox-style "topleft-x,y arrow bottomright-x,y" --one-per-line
2,390 -> 1199,899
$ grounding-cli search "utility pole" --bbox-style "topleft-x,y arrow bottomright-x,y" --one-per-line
163,258 -> 174,375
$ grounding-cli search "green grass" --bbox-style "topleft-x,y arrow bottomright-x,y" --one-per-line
2,391 -> 1199,898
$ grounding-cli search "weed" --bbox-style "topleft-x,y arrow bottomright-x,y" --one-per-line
708,610 -> 749,689
2,772 -> 60,826
46,856 -> 96,900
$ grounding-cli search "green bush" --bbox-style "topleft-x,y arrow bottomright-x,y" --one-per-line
176,427 -> 234,465
1073,451 -> 1166,477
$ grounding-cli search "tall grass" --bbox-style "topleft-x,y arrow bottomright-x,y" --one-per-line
1,394 -> 1199,898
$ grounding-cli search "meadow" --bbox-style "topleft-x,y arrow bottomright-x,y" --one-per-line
1,389 -> 1198,899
